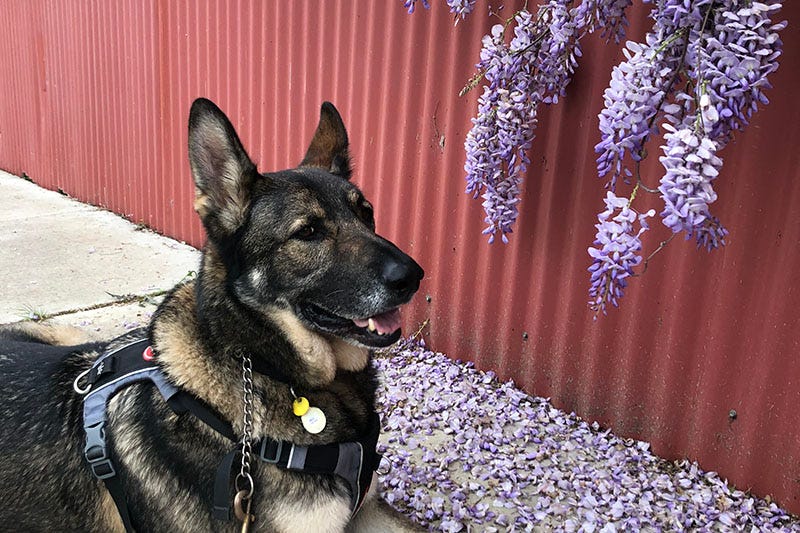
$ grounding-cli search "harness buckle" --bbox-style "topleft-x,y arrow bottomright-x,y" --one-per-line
73,367 -> 92,395
259,439 -> 283,464
84,422 -> 116,480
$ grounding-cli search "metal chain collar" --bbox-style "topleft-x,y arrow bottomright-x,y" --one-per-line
236,352 -> 255,499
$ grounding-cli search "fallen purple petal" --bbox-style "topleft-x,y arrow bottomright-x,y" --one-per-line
374,340 -> 800,531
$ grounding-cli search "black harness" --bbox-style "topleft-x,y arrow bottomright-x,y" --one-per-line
76,338 -> 382,532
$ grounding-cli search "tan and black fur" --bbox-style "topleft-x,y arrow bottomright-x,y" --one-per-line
0,98 -> 425,532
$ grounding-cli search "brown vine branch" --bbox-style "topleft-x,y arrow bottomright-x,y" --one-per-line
634,232 -> 677,277
634,159 -> 660,194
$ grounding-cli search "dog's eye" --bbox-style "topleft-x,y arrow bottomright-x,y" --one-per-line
292,224 -> 318,240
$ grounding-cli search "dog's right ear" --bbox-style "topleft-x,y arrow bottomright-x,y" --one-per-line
188,98 -> 256,236
300,102 -> 351,179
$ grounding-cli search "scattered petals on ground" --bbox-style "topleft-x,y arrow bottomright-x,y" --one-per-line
374,340 -> 800,532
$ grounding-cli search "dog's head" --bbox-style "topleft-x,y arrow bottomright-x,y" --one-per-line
188,98 -> 423,349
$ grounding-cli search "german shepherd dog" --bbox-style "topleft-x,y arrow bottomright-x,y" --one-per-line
0,99 -> 425,532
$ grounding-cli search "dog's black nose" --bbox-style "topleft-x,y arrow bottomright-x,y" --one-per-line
382,257 -> 424,300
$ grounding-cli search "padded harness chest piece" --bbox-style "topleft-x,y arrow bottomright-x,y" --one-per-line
82,339 -> 179,481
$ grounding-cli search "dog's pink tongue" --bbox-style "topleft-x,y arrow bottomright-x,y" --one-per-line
353,308 -> 402,333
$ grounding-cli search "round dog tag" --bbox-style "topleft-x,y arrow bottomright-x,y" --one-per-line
301,407 -> 326,434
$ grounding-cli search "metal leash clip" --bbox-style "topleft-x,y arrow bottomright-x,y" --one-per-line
234,489 -> 256,532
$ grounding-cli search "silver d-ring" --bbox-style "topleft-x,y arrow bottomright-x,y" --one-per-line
235,473 -> 254,500
73,367 -> 92,394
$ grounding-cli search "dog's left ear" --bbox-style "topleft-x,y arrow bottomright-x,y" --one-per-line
300,102 -> 351,179
188,98 -> 256,237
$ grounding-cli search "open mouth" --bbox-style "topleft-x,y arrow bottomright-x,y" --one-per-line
299,303 -> 403,348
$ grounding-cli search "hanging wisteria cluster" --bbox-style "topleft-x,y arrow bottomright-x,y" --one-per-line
588,192 -> 654,315
461,1 -> 629,243
591,0 -> 784,315
405,0 -> 785,316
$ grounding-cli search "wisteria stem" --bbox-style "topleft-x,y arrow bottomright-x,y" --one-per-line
634,160 -> 659,194
635,233 -> 677,277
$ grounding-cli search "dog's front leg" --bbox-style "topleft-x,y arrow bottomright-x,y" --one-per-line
346,496 -> 426,533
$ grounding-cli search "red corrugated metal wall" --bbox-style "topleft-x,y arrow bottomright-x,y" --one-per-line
1,0 -> 798,514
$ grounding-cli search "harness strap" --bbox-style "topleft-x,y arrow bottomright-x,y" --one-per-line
212,448 -> 241,521
167,392 -> 236,441
82,338 -> 167,533
101,472 -> 136,533
211,411 -> 382,521
83,422 -> 134,532
260,411 -> 381,514
261,438 -> 372,514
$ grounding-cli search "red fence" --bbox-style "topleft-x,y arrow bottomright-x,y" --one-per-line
1,1 -> 798,513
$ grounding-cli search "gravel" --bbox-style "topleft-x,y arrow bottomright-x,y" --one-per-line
374,340 -> 800,532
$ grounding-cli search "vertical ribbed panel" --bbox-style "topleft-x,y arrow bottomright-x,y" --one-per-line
0,1 -> 798,513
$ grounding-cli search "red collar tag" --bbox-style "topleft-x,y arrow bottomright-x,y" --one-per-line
142,346 -> 155,361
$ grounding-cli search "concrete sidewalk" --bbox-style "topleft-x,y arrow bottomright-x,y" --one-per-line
0,170 -> 200,337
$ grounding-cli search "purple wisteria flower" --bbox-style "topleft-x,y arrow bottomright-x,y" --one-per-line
446,0 -> 477,22
458,1 -> 633,244
658,122 -> 727,250
464,11 -> 542,244
588,192 -> 654,316
404,0 -> 785,311
650,0 -> 714,28
464,0 -> 630,244
536,0 -> 580,105
594,30 -> 686,190
655,1 -> 784,250
694,1 -> 786,146
574,0 -> 632,44
589,0 -> 784,313
464,25 -> 510,205
403,0 -> 430,14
